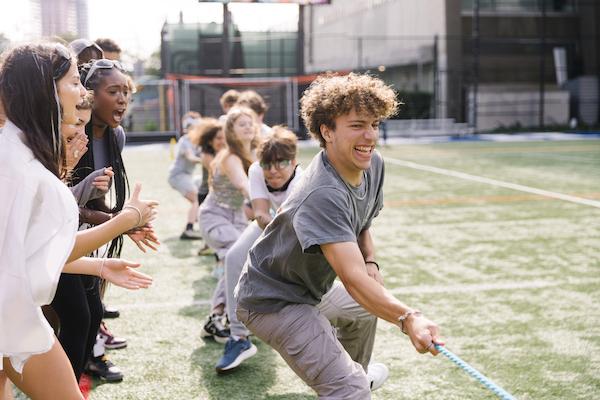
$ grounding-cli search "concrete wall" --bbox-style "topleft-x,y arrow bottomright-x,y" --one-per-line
304,0 -> 447,72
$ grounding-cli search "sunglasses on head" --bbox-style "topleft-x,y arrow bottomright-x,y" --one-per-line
80,40 -> 104,56
260,159 -> 292,171
52,43 -> 73,81
84,58 -> 125,87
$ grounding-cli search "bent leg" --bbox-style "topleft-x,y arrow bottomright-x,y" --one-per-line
225,222 -> 262,337
3,338 -> 83,400
238,304 -> 370,399
317,281 -> 377,370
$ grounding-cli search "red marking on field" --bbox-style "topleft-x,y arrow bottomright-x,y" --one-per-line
385,192 -> 600,207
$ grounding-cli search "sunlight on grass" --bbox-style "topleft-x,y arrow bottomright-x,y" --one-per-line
54,140 -> 600,399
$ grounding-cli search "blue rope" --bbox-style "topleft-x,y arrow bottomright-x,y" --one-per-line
434,344 -> 517,400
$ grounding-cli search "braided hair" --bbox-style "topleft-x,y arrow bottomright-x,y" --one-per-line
74,61 -> 130,258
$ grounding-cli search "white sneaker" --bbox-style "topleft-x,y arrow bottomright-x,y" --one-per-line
367,362 -> 389,391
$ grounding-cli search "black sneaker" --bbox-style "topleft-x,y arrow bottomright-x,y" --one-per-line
85,355 -> 124,382
103,305 -> 120,319
200,313 -> 230,344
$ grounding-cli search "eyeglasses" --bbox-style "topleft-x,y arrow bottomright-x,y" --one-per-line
260,159 -> 292,170
84,58 -> 125,87
52,44 -> 73,81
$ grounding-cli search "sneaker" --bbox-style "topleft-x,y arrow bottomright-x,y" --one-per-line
99,322 -> 127,350
85,355 -> 124,383
215,337 -> 257,373
367,362 -> 389,391
200,313 -> 230,344
78,373 -> 92,399
103,305 -> 120,319
180,229 -> 202,240
197,244 -> 215,256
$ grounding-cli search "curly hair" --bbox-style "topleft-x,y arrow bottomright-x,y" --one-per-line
193,117 -> 222,153
300,73 -> 399,148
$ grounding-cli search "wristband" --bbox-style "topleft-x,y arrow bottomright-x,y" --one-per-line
398,309 -> 422,334
365,260 -> 380,271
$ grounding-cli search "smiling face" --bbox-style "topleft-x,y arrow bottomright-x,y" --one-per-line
57,60 -> 87,125
320,108 -> 380,186
232,113 -> 256,144
92,68 -> 129,129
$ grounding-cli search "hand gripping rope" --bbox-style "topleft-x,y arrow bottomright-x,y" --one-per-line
434,344 -> 517,400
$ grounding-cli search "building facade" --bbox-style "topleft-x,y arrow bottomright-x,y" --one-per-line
304,0 -> 599,130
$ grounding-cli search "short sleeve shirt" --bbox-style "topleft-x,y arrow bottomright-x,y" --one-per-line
236,150 -> 384,313
169,135 -> 199,176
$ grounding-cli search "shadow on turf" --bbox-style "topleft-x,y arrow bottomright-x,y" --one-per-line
163,236 -> 207,259
190,339 -> 316,400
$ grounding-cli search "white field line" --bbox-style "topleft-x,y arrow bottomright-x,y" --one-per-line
384,157 -> 600,209
116,278 -> 600,310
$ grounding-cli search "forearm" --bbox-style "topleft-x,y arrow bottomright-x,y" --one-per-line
357,229 -> 376,262
251,199 -> 272,229
79,207 -> 112,225
341,265 -> 411,324
68,211 -> 137,262
63,257 -> 103,276
324,242 -> 412,324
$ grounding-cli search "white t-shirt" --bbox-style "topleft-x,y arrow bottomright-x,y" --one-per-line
248,161 -> 303,210
0,121 -> 78,373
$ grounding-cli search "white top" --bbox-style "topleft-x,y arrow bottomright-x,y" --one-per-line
0,121 -> 78,373
248,161 -> 303,210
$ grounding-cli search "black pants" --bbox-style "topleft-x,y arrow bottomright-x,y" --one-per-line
51,273 -> 103,380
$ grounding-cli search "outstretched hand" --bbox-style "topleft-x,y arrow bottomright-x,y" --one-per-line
123,183 -> 159,228
127,223 -> 160,253
102,258 -> 153,290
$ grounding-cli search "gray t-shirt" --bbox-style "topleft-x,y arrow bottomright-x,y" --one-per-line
236,150 -> 384,313
168,135 -> 200,177
92,126 -> 125,170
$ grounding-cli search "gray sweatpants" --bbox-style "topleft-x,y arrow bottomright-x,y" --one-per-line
225,222 -> 262,337
237,281 -> 377,399
199,195 -> 247,310
198,196 -> 247,261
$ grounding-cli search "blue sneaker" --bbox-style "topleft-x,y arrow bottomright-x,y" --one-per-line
215,337 -> 257,373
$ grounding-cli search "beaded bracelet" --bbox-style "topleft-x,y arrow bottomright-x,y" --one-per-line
398,309 -> 422,334
365,260 -> 380,270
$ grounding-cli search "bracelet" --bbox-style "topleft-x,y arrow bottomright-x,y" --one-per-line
365,260 -> 380,271
99,258 -> 107,279
123,205 -> 143,227
398,309 -> 422,334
